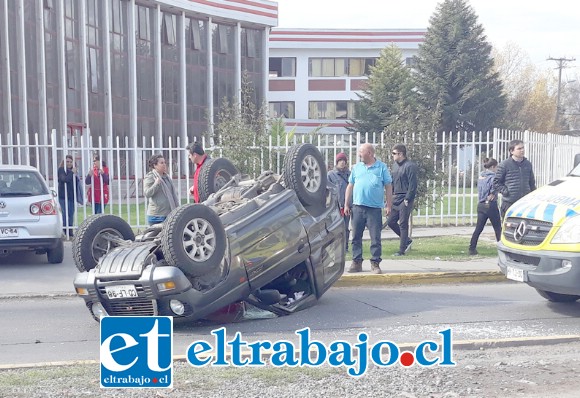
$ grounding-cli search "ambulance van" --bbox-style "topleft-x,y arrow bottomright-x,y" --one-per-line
497,154 -> 580,302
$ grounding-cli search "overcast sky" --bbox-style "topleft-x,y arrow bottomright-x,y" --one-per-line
275,0 -> 578,78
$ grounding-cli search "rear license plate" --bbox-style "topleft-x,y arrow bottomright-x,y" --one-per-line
0,227 -> 18,238
506,266 -> 525,282
105,285 -> 138,299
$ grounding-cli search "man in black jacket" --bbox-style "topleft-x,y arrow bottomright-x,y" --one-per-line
493,139 -> 537,221
387,144 -> 418,256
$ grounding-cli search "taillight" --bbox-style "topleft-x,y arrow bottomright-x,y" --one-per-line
30,199 -> 57,215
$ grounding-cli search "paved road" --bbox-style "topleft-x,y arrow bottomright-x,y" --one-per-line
2,282 -> 580,366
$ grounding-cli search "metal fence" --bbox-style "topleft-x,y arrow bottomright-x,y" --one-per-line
2,128 -> 580,234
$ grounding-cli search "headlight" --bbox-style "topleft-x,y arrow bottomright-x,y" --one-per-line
552,215 -> 580,244
91,302 -> 108,319
157,281 -> 176,292
170,300 -> 185,315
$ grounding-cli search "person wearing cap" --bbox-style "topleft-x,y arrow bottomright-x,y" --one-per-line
328,152 -> 352,251
186,141 -> 210,203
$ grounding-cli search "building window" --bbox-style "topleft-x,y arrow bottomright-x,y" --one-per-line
111,0 -> 123,34
308,101 -> 356,119
269,102 -> 295,118
162,13 -> 176,46
88,48 -> 98,93
217,24 -> 229,54
190,18 -> 202,50
309,58 -> 347,77
269,57 -> 296,77
138,6 -> 149,41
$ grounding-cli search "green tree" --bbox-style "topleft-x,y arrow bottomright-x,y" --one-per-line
213,71 -> 269,177
349,45 -> 416,134
414,0 -> 506,133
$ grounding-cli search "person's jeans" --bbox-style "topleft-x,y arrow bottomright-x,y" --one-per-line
470,202 -> 502,249
343,214 -> 350,250
93,203 -> 105,214
147,215 -> 167,225
351,205 -> 383,264
387,200 -> 414,254
59,198 -> 75,236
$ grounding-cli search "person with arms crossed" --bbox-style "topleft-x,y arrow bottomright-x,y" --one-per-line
344,143 -> 393,274
143,154 -> 180,225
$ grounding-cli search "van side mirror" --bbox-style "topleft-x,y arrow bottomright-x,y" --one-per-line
575,154 -> 580,168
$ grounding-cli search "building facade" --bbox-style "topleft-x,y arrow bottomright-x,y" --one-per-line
0,0 -> 277,151
267,28 -> 426,134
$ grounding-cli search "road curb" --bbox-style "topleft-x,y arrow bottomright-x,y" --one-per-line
335,271 -> 507,287
2,335 -> 579,370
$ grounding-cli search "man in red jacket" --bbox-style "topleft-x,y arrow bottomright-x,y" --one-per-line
187,142 -> 209,203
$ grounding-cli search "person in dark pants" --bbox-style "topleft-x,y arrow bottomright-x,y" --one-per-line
344,143 -> 393,274
328,152 -> 351,251
57,155 -> 81,237
387,144 -> 418,256
493,139 -> 536,221
469,158 -> 502,255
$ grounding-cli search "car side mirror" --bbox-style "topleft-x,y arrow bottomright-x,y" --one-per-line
574,154 -> 580,168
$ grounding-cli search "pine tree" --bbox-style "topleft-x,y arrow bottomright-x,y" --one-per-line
414,0 -> 506,134
348,45 -> 415,134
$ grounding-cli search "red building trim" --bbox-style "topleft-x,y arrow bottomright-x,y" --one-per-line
269,80 -> 296,91
309,79 -> 346,91
189,0 -> 278,19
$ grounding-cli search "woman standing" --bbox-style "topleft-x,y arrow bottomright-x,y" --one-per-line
469,158 -> 502,255
143,154 -> 179,225
86,155 -> 110,214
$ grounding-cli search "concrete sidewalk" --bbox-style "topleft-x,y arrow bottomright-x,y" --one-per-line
341,224 -> 504,286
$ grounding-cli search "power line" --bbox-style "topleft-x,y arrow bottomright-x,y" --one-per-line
548,57 -> 576,127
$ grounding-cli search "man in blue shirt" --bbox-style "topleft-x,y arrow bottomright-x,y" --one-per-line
344,143 -> 393,274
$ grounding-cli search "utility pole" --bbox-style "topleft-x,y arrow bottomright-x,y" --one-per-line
548,57 -> 576,128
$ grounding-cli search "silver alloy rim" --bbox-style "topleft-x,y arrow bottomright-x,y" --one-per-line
91,228 -> 124,262
301,154 -> 321,193
182,217 -> 216,261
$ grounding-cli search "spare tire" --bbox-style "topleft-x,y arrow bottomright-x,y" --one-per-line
160,204 -> 226,277
73,214 -> 135,272
283,143 -> 327,206
198,158 -> 239,202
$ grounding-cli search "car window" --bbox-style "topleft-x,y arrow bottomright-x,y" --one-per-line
0,171 -> 48,196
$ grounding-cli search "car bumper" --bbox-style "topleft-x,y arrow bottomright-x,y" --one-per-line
74,263 -> 250,321
497,241 -> 580,295
0,237 -> 62,251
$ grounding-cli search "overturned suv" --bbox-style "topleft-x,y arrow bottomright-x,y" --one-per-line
73,144 -> 346,322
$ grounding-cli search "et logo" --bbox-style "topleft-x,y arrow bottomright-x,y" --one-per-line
100,317 -> 173,388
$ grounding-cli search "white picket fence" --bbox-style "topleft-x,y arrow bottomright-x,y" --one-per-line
2,129 -> 580,233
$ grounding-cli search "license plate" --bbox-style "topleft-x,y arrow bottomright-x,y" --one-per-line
0,227 -> 18,238
105,284 -> 138,299
506,266 -> 525,282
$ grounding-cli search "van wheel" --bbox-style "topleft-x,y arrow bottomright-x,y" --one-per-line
160,204 -> 226,277
535,288 -> 580,302
73,214 -> 135,272
284,143 -> 327,207
47,239 -> 64,264
198,158 -> 239,202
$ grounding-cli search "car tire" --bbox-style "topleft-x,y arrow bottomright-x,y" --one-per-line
283,143 -> 327,207
73,214 -> 135,272
160,204 -> 226,277
47,239 -> 64,264
535,288 -> 580,302
198,158 -> 239,202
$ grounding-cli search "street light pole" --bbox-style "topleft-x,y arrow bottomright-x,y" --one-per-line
548,57 -> 576,128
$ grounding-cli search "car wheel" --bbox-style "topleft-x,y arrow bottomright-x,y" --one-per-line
160,204 -> 226,277
198,158 -> 239,202
535,288 -> 580,302
284,143 -> 327,206
47,239 -> 64,264
73,214 -> 135,272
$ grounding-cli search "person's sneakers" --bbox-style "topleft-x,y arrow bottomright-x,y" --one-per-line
370,261 -> 382,274
392,252 -> 405,257
468,248 -> 478,256
347,260 -> 363,273
404,239 -> 413,254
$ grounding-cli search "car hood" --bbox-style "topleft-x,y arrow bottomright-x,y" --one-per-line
506,177 -> 580,224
